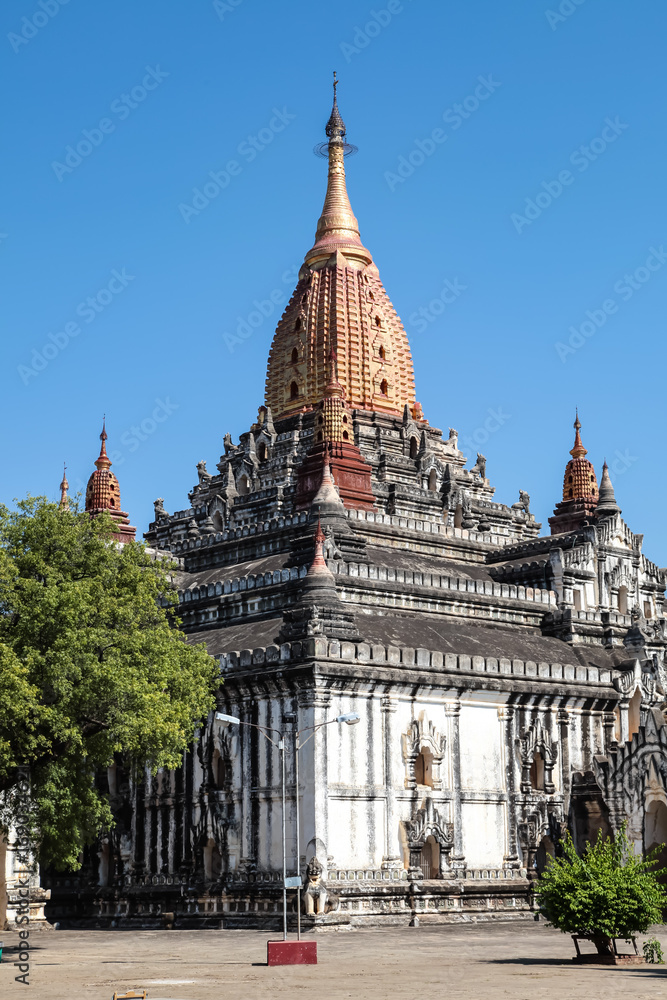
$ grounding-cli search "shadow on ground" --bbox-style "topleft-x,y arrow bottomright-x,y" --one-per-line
488,957 -> 573,966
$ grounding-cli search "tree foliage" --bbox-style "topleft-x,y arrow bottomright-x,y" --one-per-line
0,497 -> 218,869
537,826 -> 666,953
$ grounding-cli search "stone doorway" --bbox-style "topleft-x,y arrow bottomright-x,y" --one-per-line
419,835 -> 440,879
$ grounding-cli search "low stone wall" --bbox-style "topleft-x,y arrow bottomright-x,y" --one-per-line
55,872 -> 534,930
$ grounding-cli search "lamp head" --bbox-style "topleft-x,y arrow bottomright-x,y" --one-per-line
215,712 -> 240,728
336,712 -> 361,726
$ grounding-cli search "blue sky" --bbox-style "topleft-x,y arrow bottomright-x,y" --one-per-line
3,0 -> 666,562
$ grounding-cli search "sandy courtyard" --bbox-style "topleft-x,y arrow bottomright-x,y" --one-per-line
1,921 -> 666,1000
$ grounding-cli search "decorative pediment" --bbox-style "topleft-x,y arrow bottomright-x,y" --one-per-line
406,799 -> 453,850
520,719 -> 557,767
403,715 -> 446,790
404,715 -> 446,761
519,718 -> 558,795
419,454 -> 446,477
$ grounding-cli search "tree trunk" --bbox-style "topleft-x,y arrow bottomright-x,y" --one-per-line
593,934 -> 614,955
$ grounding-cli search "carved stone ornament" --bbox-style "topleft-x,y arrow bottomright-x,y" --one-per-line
405,799 -> 454,876
519,719 -> 558,794
403,716 -> 446,790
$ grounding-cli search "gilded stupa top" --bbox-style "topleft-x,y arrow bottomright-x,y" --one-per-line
265,75 -> 419,422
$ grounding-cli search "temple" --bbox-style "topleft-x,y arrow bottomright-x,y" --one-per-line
47,80 -> 667,929
84,421 -> 136,543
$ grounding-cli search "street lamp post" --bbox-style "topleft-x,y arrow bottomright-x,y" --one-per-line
215,708 -> 360,958
291,711 -> 360,940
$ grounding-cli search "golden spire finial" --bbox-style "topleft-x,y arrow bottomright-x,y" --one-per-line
95,417 -> 111,470
305,74 -> 372,268
570,408 -> 587,459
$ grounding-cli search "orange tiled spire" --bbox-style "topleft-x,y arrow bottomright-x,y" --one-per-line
561,411 -> 598,502
265,74 -> 418,421
549,412 -> 599,535
85,420 -> 136,543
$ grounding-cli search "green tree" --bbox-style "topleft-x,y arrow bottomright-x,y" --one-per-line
0,496 -> 218,870
537,825 -> 666,954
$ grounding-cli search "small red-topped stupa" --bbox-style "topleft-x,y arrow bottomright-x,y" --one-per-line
548,412 -> 599,535
85,420 -> 136,543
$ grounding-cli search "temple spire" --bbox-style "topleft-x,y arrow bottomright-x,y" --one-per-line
326,71 -> 345,140
549,412 -> 599,534
85,420 -> 136,543
570,410 -> 587,460
596,460 -> 621,517
265,76 -> 417,422
305,73 -> 372,269
59,463 -> 69,510
301,515 -> 338,600
95,417 -> 111,471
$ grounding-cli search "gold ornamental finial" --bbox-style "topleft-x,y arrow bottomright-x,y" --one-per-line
95,416 -> 111,470
570,408 -> 587,459
305,74 -> 372,268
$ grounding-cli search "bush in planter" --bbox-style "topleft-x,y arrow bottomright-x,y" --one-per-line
536,825 -> 666,955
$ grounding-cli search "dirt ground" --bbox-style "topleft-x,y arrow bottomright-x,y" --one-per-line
1,921 -> 666,1000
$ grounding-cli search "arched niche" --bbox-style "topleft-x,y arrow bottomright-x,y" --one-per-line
203,838 -> 223,880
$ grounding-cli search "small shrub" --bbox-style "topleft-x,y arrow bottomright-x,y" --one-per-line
643,937 -> 664,963
536,825 -> 667,955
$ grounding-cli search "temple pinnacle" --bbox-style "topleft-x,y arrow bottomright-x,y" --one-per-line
325,71 -> 346,140
570,409 -> 587,459
305,74 -> 371,269
95,417 -> 111,470
59,462 -> 69,510
85,421 -> 136,542
596,460 -> 621,517
549,411 -> 599,534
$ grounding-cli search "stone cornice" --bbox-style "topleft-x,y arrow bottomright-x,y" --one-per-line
219,638 -> 617,694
